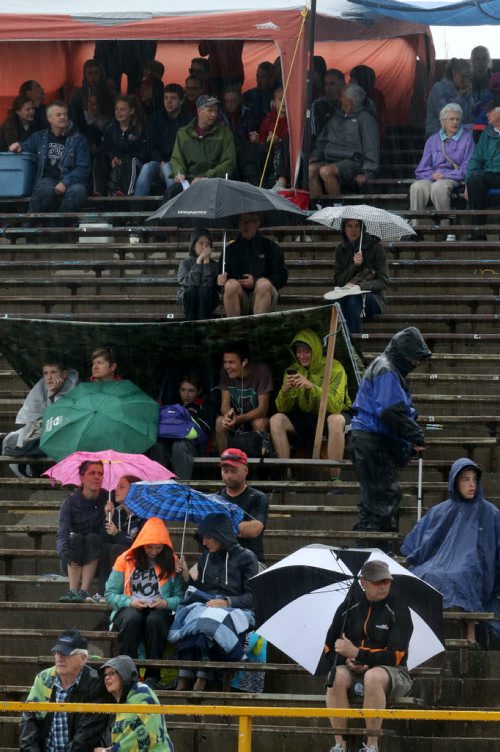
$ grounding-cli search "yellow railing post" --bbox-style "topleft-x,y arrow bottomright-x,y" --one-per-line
238,714 -> 253,752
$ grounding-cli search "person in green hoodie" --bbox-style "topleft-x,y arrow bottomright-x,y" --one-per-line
270,328 -> 351,478
94,655 -> 173,752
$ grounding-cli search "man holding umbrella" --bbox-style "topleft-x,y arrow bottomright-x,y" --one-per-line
324,560 -> 413,752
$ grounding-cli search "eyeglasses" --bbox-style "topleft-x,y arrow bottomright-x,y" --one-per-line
104,669 -> 119,678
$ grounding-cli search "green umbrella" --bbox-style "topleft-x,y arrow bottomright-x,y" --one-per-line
40,380 -> 159,461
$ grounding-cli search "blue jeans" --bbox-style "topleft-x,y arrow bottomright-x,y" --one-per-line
134,160 -> 174,196
340,293 -> 381,334
29,177 -> 87,212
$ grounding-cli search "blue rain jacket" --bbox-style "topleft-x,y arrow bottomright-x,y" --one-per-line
401,458 -> 500,633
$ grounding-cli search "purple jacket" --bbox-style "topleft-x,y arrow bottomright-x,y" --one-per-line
415,129 -> 475,181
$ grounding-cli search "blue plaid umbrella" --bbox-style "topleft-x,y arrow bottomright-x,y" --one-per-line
125,479 -> 244,556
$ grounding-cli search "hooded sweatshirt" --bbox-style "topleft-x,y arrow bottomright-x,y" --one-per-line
401,458 -> 500,630
333,225 -> 389,312
100,655 -> 173,751
312,105 -> 379,177
105,517 -> 185,621
275,328 -> 351,416
351,327 -> 432,448
195,512 -> 258,610
176,228 -> 219,305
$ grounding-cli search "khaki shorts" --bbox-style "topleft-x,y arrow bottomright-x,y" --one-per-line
240,284 -> 279,314
344,664 -> 413,701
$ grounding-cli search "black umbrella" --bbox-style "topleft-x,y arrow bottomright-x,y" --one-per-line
251,545 -> 445,675
147,178 -> 308,226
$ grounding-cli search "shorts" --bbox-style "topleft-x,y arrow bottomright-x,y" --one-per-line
60,532 -> 103,570
287,409 -> 349,452
344,664 -> 413,701
319,159 -> 362,185
240,284 -> 279,314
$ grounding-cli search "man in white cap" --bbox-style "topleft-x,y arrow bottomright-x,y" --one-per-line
19,629 -> 108,750
324,560 -> 413,752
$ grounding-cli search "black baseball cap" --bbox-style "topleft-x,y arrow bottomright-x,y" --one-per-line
50,629 -> 88,655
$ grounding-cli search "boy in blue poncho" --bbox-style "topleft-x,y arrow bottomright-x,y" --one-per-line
402,457 -> 500,642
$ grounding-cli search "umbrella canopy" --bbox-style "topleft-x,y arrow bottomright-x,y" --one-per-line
125,480 -> 244,529
147,178 -> 307,225
43,449 -> 174,490
308,204 -> 415,242
40,381 -> 159,461
251,545 -> 444,675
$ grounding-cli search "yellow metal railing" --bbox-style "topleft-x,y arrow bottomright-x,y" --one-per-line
3,702 -> 500,752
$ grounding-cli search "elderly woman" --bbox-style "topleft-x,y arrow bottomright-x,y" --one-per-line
94,655 -> 173,752
410,103 -> 474,234
425,58 -> 475,136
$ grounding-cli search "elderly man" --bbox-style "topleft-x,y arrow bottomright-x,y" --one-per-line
20,629 -> 108,751
217,212 -> 288,316
311,68 -> 345,140
324,559 -> 413,752
465,106 -> 500,220
218,447 -> 268,563
410,103 -> 474,235
309,83 -> 379,198
9,100 -> 90,212
169,94 -> 236,191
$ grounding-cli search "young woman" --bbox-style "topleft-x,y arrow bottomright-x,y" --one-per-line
96,95 -> 148,196
94,655 -> 173,752
56,460 -> 107,603
176,228 -> 219,321
105,517 -> 185,685
333,218 -> 389,334
0,95 -> 38,150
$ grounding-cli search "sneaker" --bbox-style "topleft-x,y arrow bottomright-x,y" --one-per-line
329,744 -> 346,752
77,590 -> 90,602
445,234 -> 456,241
359,744 -> 378,752
58,589 -> 81,603
85,592 -> 106,604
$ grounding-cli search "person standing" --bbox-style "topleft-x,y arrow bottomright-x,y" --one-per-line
218,448 -> 268,563
350,327 -> 431,535
20,629 -> 108,751
324,560 -> 413,752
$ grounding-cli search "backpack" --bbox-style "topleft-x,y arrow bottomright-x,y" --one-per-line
158,404 -> 202,441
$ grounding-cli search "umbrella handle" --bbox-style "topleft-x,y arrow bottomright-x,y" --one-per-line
179,509 -> 189,560
417,456 -> 423,522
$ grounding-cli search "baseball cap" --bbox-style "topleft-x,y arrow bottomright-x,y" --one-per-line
50,629 -> 88,655
359,560 -> 393,582
220,448 -> 248,467
196,94 -> 220,109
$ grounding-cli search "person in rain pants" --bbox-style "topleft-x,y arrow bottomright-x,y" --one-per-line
402,457 -> 500,643
350,327 -> 432,535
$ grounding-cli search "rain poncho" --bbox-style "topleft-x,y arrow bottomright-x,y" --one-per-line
401,458 -> 500,633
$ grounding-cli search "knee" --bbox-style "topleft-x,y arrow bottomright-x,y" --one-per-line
327,414 -> 346,432
363,667 -> 388,692
309,162 -> 320,179
328,666 -> 351,694
251,418 -> 268,432
254,277 -> 273,294
120,607 -> 143,627
224,278 -> 241,296
215,415 -> 226,433
270,412 -> 286,431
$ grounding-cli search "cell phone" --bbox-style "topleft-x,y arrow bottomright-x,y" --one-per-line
228,408 -> 235,419
286,368 -> 297,375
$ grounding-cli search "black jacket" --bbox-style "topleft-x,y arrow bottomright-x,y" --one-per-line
19,664 -> 109,751
148,107 -> 191,163
195,513 -> 259,610
324,589 -> 413,668
220,232 -> 288,291
101,120 -> 149,164
333,229 -> 389,311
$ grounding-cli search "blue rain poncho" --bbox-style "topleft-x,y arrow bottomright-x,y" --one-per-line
401,458 -> 500,633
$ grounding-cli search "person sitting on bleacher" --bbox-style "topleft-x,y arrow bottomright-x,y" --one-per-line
309,84 -> 379,199
270,328 -> 351,480
401,457 -> 500,645
90,346 -> 121,381
9,100 -> 91,213
170,512 -> 258,691
0,95 -> 40,151
176,227 -> 220,321
20,629 -> 109,751
2,357 -> 79,478
56,460 -> 107,603
310,69 -> 345,145
410,103 -> 474,237
425,58 -> 475,137
324,559 -> 413,752
465,105 -> 500,225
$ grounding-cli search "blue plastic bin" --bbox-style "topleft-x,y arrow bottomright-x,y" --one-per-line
0,152 -> 37,197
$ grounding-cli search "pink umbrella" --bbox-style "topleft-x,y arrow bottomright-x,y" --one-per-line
43,449 -> 175,491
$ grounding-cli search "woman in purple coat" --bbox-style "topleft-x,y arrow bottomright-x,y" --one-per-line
410,103 -> 474,236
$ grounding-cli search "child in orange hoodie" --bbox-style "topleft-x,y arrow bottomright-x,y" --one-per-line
105,517 -> 186,686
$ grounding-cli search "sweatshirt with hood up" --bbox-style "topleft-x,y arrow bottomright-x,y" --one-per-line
275,328 -> 351,416
105,517 -> 185,621
352,327 -> 432,448
176,227 -> 219,306
195,512 -> 258,610
100,655 -> 173,751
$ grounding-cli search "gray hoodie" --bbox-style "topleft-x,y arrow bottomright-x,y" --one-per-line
312,106 -> 379,177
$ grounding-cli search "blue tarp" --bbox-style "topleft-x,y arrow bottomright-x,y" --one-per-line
347,0 -> 500,25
